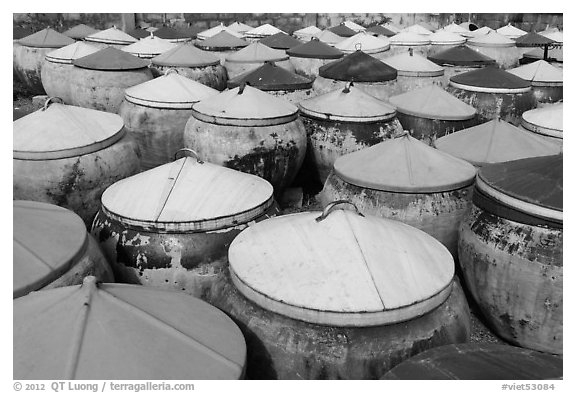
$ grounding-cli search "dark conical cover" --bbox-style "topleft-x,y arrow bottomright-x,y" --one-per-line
127,28 -> 151,39
73,47 -> 149,70
428,46 -> 496,67
195,31 -> 249,50
366,25 -> 396,37
319,50 -> 397,82
178,25 -> 204,39
227,62 -> 313,90
286,39 -> 344,59
450,66 -> 530,89
18,27 -> 75,48
63,24 -> 100,40
259,32 -> 303,50
514,32 -> 557,47
328,24 -> 357,37
154,26 -> 189,40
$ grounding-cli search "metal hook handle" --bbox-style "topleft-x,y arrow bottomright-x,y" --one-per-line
238,81 -> 250,94
174,148 -> 204,163
342,81 -> 354,93
42,97 -> 64,111
165,68 -> 179,75
355,42 -> 362,51
315,200 -> 364,222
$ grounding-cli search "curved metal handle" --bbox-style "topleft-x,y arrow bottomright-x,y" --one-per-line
174,148 -> 204,163
165,68 -> 180,75
43,97 -> 64,111
315,200 -> 364,222
342,81 -> 354,93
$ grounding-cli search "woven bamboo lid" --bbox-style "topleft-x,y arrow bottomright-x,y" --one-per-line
227,62 -> 312,91
507,60 -> 563,85
383,51 -> 444,77
428,45 -> 496,67
318,50 -> 397,82
225,42 -> 288,63
13,99 -> 125,160
45,41 -> 100,64
334,132 -> 476,193
390,32 -> 431,46
435,118 -> 562,166
14,276 -> 246,379
521,104 -> 563,139
449,66 -> 531,93
18,27 -> 75,48
63,24 -> 100,40
286,38 -> 344,59
101,151 -> 274,232
229,201 -> 454,327
73,47 -> 149,70
85,26 -> 137,45
259,32 -> 303,50
334,31 -> 390,54
121,35 -> 177,58
194,31 -> 249,51
152,44 -> 221,67
124,72 -> 219,109
496,23 -> 527,39
13,201 -> 88,299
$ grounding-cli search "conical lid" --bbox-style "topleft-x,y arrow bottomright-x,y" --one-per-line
435,118 -> 562,166
225,42 -> 288,63
401,24 -> 434,35
521,103 -> 563,139
127,27 -> 151,40
382,22 -> 402,33
85,26 -> 138,45
366,25 -> 396,37
469,26 -> 495,36
389,85 -> 476,120
450,67 -> 531,93
63,24 -> 100,40
13,100 -> 125,160
343,20 -> 366,32
541,30 -> 563,43
318,50 -> 397,82
298,83 -> 397,122
293,25 -> 322,37
383,51 -> 444,77
429,30 -> 467,45
152,43 -> 220,67
467,31 -> 515,47
328,24 -> 357,37
227,21 -> 253,34
177,25 -> 204,40
14,276 -> 246,380
13,27 -> 34,40
334,133 -> 476,193
524,46 -> 563,62
389,32 -> 431,45
313,29 -> 346,45
476,154 -> 562,224
428,45 -> 496,67
334,31 -> 390,54
194,31 -> 249,51
228,201 -> 455,327
439,22 -> 470,35
197,23 -> 243,40
496,23 -> 527,39
73,46 -> 149,70
124,72 -> 219,109
45,41 -> 100,64
507,60 -> 563,84
18,27 -> 75,48
154,26 -> 190,40
227,62 -> 312,91
259,32 -> 303,50
244,23 -> 285,37
286,38 -> 344,59
121,35 -> 178,57
13,201 -> 88,299
191,84 -> 298,126
101,154 -> 274,232
515,32 -> 557,47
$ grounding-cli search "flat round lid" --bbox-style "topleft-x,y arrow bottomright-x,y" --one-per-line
521,103 -> 563,138
152,43 -> 220,67
318,50 -> 397,82
334,32 -> 390,54
298,83 -> 397,122
467,31 -> 515,47
429,30 -> 467,45
194,31 -> 249,50
449,66 -> 531,93
496,23 -> 527,39
342,20 -> 366,32
507,60 -> 563,83
63,24 -> 100,40
244,23 -> 285,37
389,85 -> 476,121
124,72 -> 219,109
366,25 -> 396,37
383,51 -> 444,77
389,32 -> 431,45
14,277 -> 246,380
514,32 -> 556,47
85,26 -> 137,45
227,21 -> 253,34
73,47 -> 149,70
127,27 -> 151,40
335,133 -> 476,193
121,35 -> 177,57
45,42 -> 100,64
225,42 -> 288,63
400,24 -> 434,35
101,153 -> 274,232
428,45 -> 497,66
227,62 -> 312,91
154,26 -> 190,40
259,32 -> 303,50
198,23 -> 243,40
229,203 -> 454,327
328,24 -> 357,37
314,29 -> 346,45
436,118 -> 562,166
18,27 -> 75,48
477,154 -> 562,223
286,39 -> 344,59
14,101 -> 125,160
293,25 -> 322,37
191,85 -> 298,126
13,201 -> 88,299
382,343 -> 563,380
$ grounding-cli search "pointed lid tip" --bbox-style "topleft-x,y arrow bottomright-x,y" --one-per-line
507,60 -> 563,83
383,51 -> 444,76
225,41 -> 288,62
450,66 -> 531,90
259,32 -> 303,50
85,26 -> 138,44
319,50 -> 397,82
45,41 -> 100,63
428,45 -> 496,66
73,46 -> 149,70
327,24 -> 357,37
389,85 -> 476,120
468,31 -> 516,46
195,30 -> 249,49
18,27 -> 75,48
227,62 -> 312,91
152,43 -> 220,67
